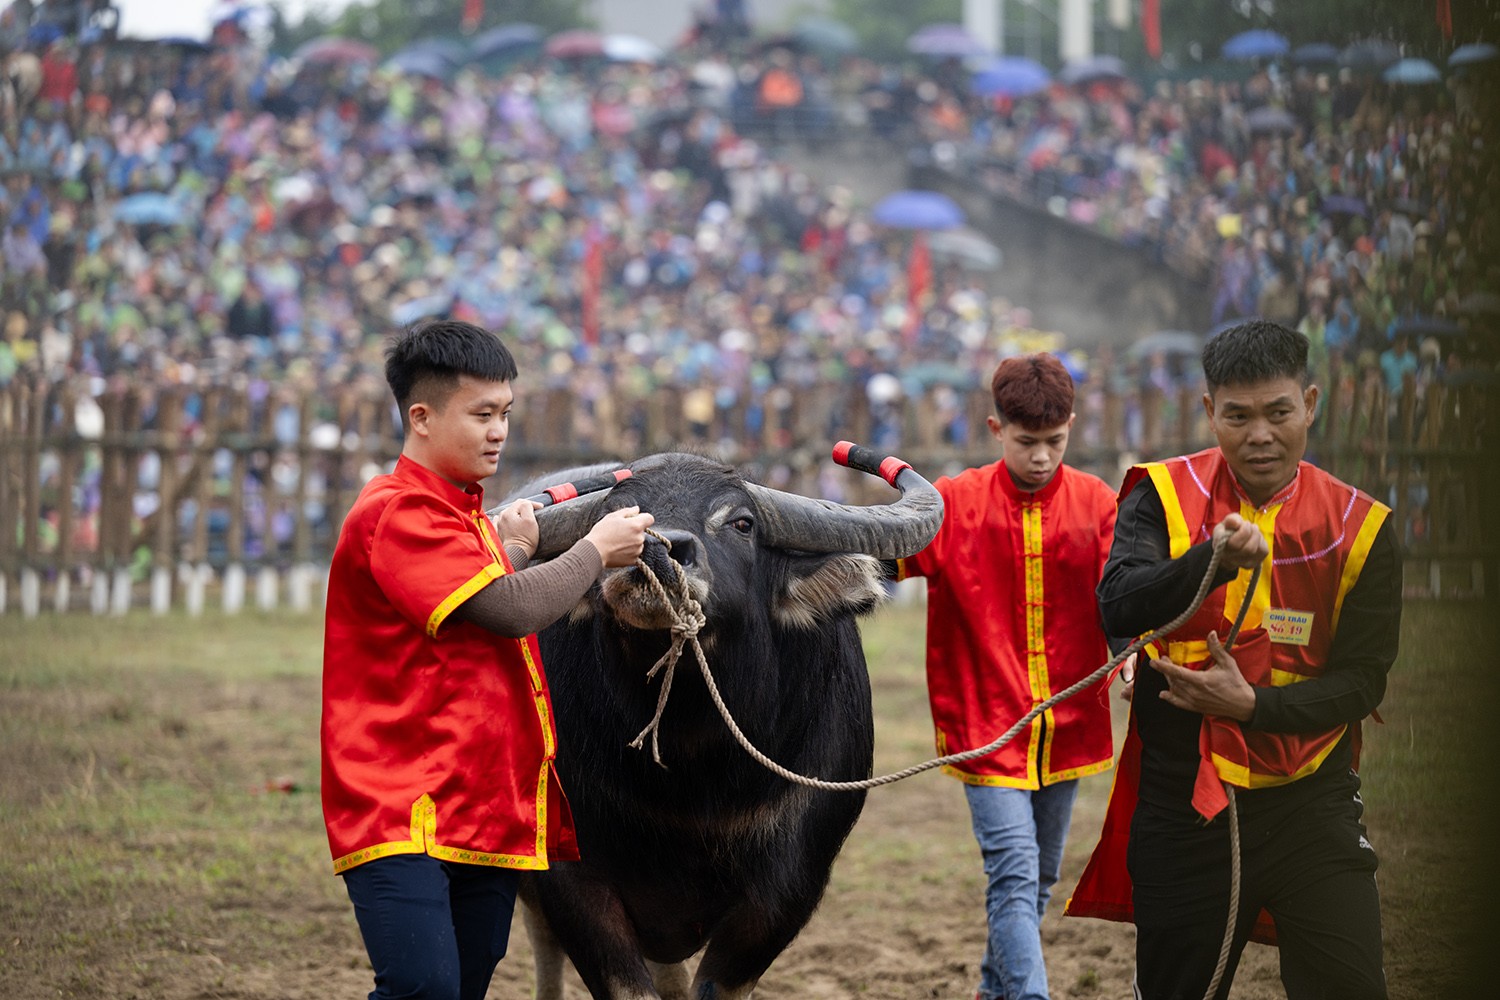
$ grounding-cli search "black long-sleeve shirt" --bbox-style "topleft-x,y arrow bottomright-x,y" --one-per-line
1097,475 -> 1402,816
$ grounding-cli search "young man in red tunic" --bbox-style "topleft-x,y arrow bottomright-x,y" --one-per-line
894,353 -> 1119,1000
322,320 -> 652,1000
1067,320 -> 1400,999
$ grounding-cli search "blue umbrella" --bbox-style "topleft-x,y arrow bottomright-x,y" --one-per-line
971,56 -> 1051,98
1384,58 -> 1442,84
1292,42 -> 1340,65
906,23 -> 989,58
1222,29 -> 1289,60
384,49 -> 455,80
113,192 -> 184,226
1392,316 -> 1463,339
1320,193 -> 1368,217
401,37 -> 468,65
871,190 -> 965,230
1449,42 -> 1499,67
1246,106 -> 1298,133
1059,54 -> 1129,85
472,23 -> 543,55
392,293 -> 455,327
1339,39 -> 1400,71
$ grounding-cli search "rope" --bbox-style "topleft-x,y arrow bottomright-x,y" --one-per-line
624,526 -> 1260,1000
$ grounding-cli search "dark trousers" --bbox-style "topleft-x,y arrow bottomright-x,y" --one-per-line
342,853 -> 520,1000
1127,774 -> 1386,1000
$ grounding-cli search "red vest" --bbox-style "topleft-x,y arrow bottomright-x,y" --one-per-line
898,462 -> 1118,788
1066,448 -> 1389,937
321,457 -> 578,875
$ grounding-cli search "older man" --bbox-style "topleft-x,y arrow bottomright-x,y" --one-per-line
1068,320 -> 1400,1000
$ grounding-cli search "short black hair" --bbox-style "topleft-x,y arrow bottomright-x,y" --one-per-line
385,320 -> 518,427
1201,320 -> 1309,393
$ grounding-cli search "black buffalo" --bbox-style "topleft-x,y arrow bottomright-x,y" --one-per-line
499,450 -> 942,1000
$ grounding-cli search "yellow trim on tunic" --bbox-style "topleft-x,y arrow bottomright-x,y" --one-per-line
1146,464 -> 1191,559
1222,499 -> 1280,635
427,563 -> 504,638
1210,724 -> 1346,789
332,794 -> 552,874
1333,503 -> 1390,632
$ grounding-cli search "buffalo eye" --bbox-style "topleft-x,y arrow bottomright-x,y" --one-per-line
731,516 -> 754,534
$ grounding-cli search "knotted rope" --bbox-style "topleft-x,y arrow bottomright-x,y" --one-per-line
623,527 -> 1258,1000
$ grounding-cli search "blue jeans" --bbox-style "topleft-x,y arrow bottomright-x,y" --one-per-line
964,780 -> 1080,1000
342,853 -> 519,1000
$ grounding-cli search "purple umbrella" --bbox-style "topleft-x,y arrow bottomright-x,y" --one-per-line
871,190 -> 965,230
1320,194 -> 1369,217
971,56 -> 1051,98
1059,54 -> 1129,85
906,23 -> 989,58
294,36 -> 380,65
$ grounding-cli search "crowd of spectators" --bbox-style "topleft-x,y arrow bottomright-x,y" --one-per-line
0,9 -> 1489,454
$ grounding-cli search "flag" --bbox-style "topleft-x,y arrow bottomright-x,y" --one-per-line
1142,0 -> 1162,60
904,232 -> 931,346
462,0 -> 483,33
581,220 -> 604,346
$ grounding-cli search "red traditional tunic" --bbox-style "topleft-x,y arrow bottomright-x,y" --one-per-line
896,461 -> 1118,787
321,455 -> 578,875
1066,447 -> 1389,940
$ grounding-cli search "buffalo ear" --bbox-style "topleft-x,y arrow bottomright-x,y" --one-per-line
773,553 -> 886,630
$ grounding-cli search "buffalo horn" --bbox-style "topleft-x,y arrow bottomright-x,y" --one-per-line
744,467 -> 943,560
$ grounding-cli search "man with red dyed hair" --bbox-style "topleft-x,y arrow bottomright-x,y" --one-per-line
894,353 -> 1119,1000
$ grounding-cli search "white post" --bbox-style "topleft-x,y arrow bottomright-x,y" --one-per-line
223,563 -> 246,614
90,570 -> 108,615
150,566 -> 171,615
109,567 -> 131,616
19,568 -> 40,619
52,572 -> 70,614
255,566 -> 278,611
0,570 -> 7,614
1059,0 -> 1094,64
963,0 -> 1005,55
1107,0 -> 1130,30
289,563 -> 316,613
184,563 -> 208,617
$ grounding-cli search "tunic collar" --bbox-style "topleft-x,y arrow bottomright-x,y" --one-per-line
392,454 -> 486,512
995,460 -> 1065,503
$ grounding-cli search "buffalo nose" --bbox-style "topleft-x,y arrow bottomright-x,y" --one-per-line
658,529 -> 698,568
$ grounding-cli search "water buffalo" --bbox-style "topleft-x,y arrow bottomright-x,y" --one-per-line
498,449 -> 942,1000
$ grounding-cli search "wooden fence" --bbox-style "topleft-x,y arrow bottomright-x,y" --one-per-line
0,368 -> 1492,617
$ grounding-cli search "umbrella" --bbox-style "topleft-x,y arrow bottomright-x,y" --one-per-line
1457,291 -> 1500,317
792,15 -> 858,56
602,34 -> 662,63
471,23 -> 543,59
1059,54 -> 1129,85
870,190 -> 965,230
392,293 -> 455,327
294,36 -> 380,65
154,36 -> 216,53
1246,106 -> 1298,133
384,49 -> 456,80
1320,193 -> 1369,217
906,23 -> 989,58
1291,43 -> 1341,66
1126,331 -> 1203,361
401,37 -> 468,65
928,227 -> 1003,270
1391,316 -> 1463,339
1383,58 -> 1442,85
113,192 -> 184,226
1449,42 -> 1499,68
1222,29 -> 1289,61
1339,39 -> 1401,71
545,29 -> 605,60
971,56 -> 1051,98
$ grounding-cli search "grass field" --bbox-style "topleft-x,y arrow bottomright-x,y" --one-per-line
1,600 -> 1495,999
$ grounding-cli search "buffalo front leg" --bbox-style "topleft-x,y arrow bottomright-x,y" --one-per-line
521,897 -> 567,1000
646,959 -> 692,1000
531,867 -> 660,1000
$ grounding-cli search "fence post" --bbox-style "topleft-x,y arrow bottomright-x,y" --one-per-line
223,386 -> 250,614
53,381 -> 80,614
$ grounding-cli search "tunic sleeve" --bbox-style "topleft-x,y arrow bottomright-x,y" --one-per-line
371,491 -> 503,638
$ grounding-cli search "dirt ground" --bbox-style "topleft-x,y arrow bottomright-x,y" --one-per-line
2,604 -> 1491,1000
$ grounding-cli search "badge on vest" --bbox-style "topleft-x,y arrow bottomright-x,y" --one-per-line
1264,608 -> 1314,645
